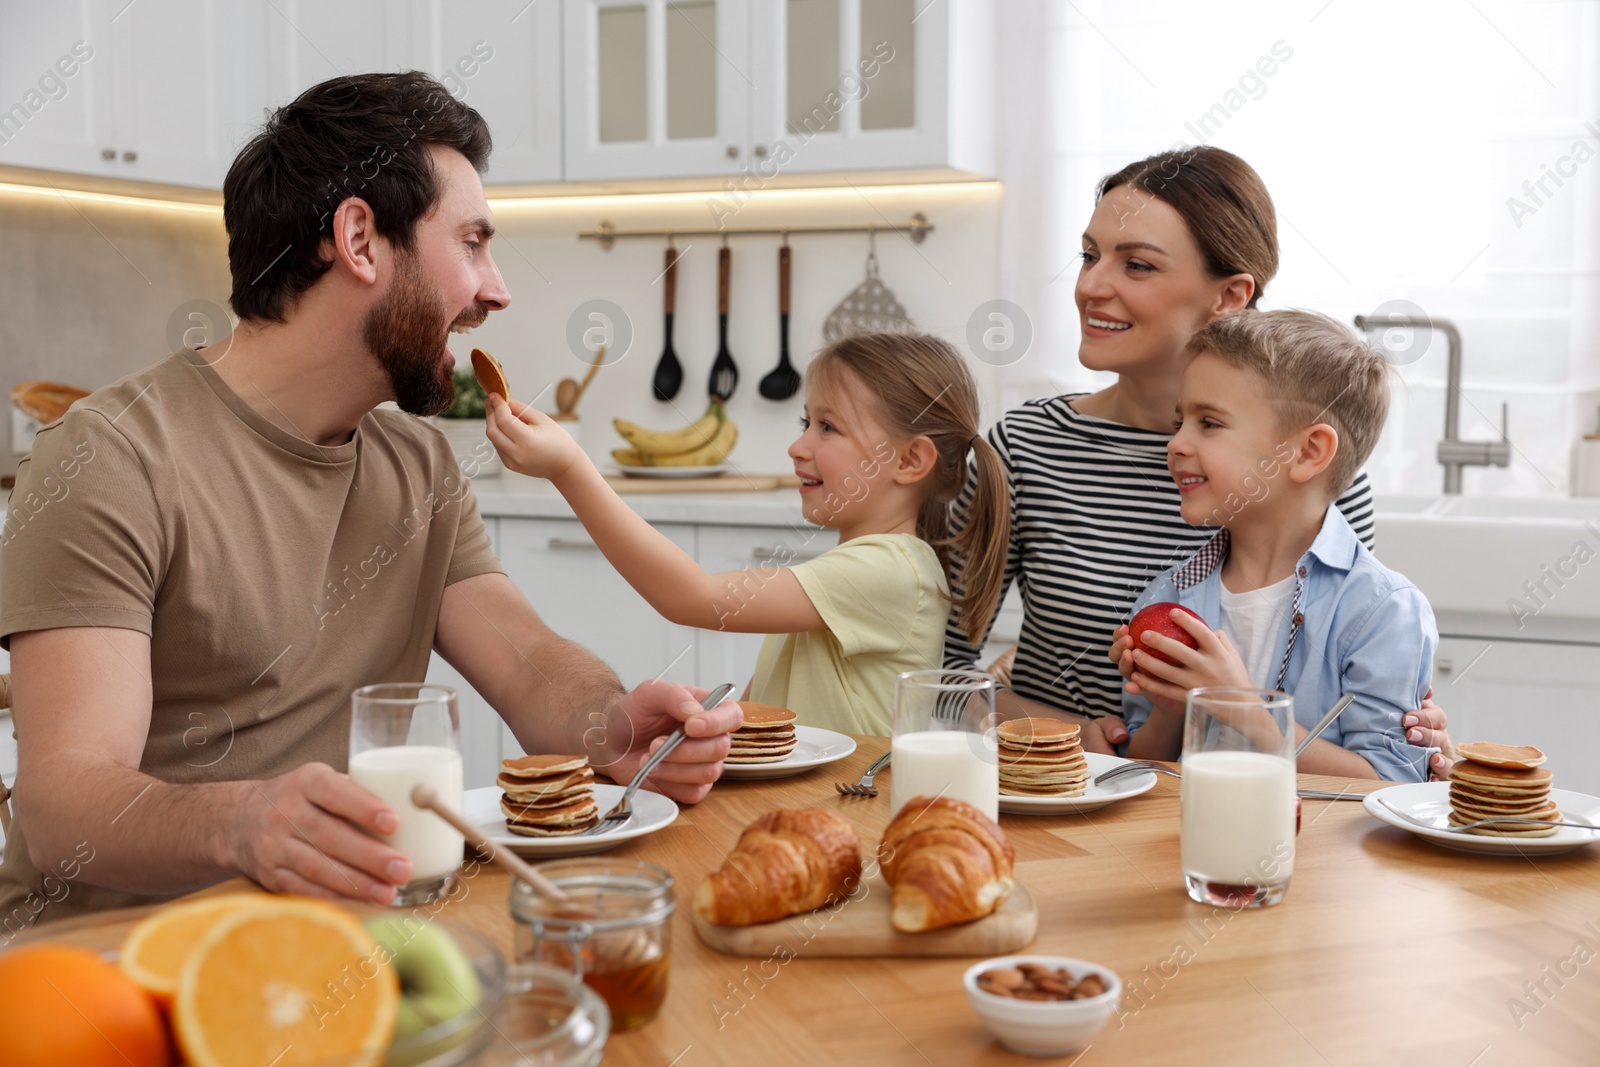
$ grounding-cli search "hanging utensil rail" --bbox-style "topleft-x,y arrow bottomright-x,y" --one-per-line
579,213 -> 933,250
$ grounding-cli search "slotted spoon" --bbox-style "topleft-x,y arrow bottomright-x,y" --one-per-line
708,244 -> 738,401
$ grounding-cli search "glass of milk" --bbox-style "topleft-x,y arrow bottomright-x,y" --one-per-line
1180,687 -> 1296,909
349,683 -> 465,906
889,669 -> 1000,823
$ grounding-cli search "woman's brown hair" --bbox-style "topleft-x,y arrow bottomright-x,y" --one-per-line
807,332 -> 1010,645
1097,146 -> 1278,308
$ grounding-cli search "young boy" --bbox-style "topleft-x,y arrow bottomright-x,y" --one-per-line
1110,309 -> 1436,781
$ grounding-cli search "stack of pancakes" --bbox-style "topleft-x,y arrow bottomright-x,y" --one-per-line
498,754 -> 599,837
997,718 -> 1090,797
726,703 -> 798,765
1448,742 -> 1558,837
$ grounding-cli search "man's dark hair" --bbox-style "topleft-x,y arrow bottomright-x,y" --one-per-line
224,71 -> 492,323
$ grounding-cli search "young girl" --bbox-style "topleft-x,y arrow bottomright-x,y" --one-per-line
483,332 -> 1010,736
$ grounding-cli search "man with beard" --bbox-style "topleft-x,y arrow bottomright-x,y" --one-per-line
0,72 -> 741,924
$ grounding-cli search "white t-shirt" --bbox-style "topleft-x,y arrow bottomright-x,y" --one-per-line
1218,572 -> 1297,689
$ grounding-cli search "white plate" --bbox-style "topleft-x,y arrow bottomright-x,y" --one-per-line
612,464 -> 731,479
718,725 -> 858,780
997,752 -> 1160,815
1364,782 -> 1600,857
464,784 -> 678,857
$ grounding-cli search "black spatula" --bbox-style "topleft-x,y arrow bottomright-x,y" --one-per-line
759,243 -> 801,400
651,246 -> 682,401
708,244 -> 738,401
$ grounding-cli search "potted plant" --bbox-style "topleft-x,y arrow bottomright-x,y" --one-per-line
431,368 -> 502,477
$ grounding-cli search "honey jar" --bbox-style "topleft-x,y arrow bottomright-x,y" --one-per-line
510,858 -> 674,1032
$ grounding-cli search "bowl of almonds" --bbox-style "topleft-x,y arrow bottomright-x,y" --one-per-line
962,955 -> 1122,1056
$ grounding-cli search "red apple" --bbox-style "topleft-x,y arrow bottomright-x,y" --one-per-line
1128,602 -> 1206,666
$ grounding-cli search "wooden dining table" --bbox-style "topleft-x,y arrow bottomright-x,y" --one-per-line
22,736 -> 1600,1066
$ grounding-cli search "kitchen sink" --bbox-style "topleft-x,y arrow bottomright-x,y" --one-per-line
1433,496 -> 1600,521
1373,494 -> 1600,640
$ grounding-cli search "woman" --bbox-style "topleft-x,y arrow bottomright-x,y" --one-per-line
944,146 -> 1453,773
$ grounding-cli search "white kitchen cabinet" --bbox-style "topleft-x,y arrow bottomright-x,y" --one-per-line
262,0 -> 417,107
748,0 -> 994,177
426,518 -> 503,790
1434,634 -> 1600,795
562,0 -> 752,181
0,0 -> 261,188
693,523 -> 834,690
410,0 -> 564,184
564,0 -> 993,182
499,517 -> 699,690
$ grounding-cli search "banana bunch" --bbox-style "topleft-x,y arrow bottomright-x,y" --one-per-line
613,399 -> 739,467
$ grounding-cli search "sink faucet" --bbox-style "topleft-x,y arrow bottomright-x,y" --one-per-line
1353,313 -> 1510,494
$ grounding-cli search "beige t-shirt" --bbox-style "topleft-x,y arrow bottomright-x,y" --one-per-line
746,533 -> 948,736
0,350 -> 502,926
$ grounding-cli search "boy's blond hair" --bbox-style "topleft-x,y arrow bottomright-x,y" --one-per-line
1186,309 -> 1391,495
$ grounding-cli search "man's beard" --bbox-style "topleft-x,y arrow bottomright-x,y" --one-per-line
363,251 -> 472,417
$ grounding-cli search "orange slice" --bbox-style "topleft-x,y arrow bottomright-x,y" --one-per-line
172,897 -> 397,1067
119,894 -> 271,1004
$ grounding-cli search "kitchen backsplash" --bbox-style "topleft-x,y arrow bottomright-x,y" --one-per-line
0,182 -> 1005,478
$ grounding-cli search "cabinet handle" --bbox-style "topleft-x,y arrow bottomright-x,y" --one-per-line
101,148 -> 115,160
547,537 -> 600,551
1437,658 -> 1453,674
122,150 -> 137,163
754,144 -> 768,158
725,144 -> 740,158
750,546 -> 826,562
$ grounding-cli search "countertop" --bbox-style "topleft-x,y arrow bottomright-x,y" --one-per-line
25,740 -> 1600,1066
468,472 -> 810,526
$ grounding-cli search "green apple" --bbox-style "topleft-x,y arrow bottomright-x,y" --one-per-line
365,917 -> 482,1040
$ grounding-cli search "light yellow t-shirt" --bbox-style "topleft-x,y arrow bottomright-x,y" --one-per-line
746,533 -> 949,735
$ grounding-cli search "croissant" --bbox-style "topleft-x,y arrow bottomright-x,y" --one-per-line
694,808 -> 863,926
878,796 -> 1014,932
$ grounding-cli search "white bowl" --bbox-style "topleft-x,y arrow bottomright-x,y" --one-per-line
963,955 -> 1122,1057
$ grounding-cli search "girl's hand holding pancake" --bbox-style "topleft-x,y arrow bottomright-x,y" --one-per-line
485,392 -> 585,482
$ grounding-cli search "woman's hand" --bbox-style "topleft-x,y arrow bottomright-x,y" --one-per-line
484,392 -> 586,483
1406,688 -> 1456,780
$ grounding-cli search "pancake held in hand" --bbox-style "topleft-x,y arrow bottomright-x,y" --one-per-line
471,347 -> 510,399
996,718 -> 1088,798
726,702 -> 799,765
1448,743 -> 1558,837
499,754 -> 599,836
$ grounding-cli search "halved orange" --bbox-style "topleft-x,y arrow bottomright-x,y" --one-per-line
119,894 -> 271,1004
172,897 -> 398,1067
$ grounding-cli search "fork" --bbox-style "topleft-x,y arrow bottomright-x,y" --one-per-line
1376,796 -> 1598,834
583,682 -> 736,836
836,750 -> 892,797
1092,761 -> 1181,787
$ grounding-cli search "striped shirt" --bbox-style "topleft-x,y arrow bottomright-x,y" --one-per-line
943,394 -> 1376,720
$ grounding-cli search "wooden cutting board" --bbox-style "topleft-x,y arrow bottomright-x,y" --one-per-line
692,876 -> 1037,958
603,473 -> 801,494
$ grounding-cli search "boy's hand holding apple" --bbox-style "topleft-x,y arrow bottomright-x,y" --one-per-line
1120,604 -> 1252,712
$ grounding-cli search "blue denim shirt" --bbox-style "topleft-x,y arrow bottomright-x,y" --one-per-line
1123,505 -> 1438,782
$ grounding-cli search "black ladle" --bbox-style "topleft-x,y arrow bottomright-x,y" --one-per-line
759,243 -> 801,401
651,245 -> 682,401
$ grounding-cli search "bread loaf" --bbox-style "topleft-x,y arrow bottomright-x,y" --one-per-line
11,381 -> 89,424
878,796 -> 1014,932
693,808 -> 862,926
